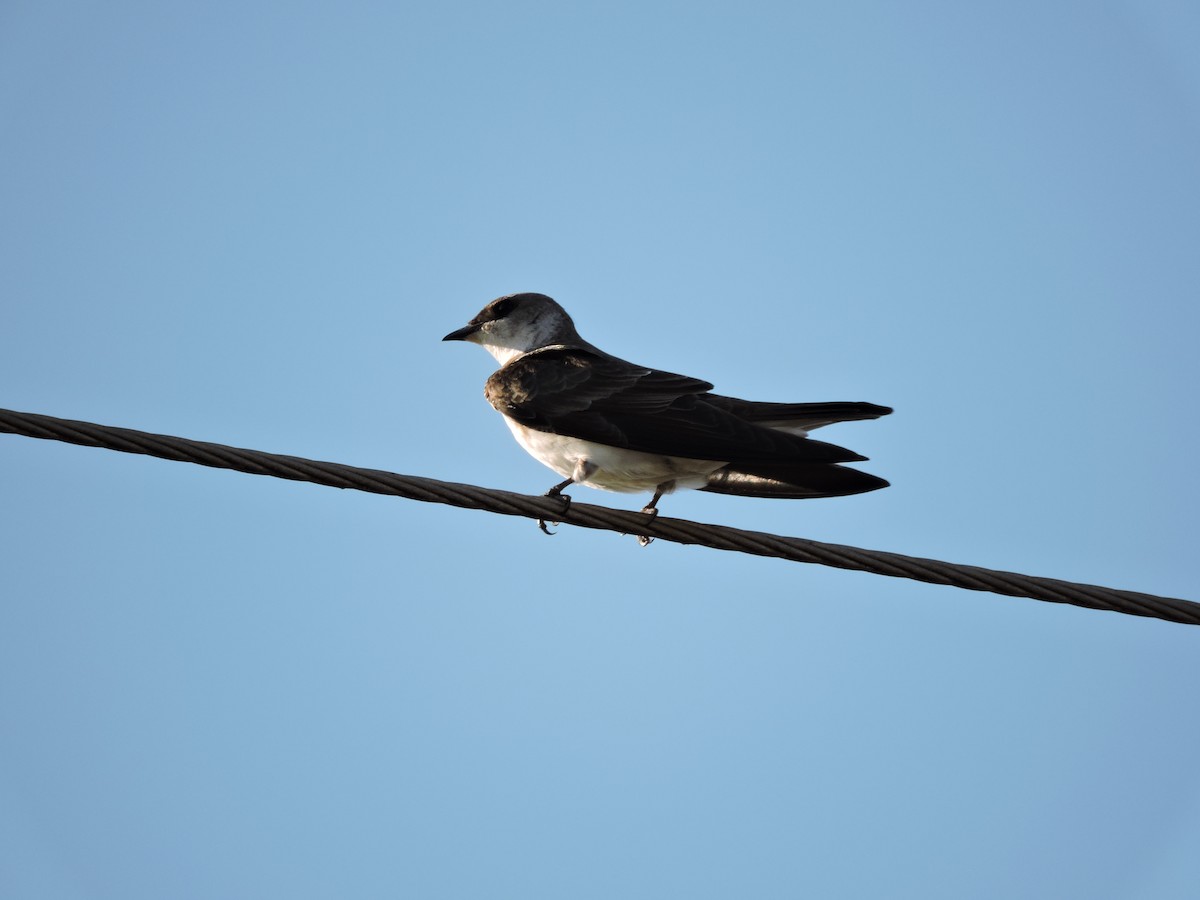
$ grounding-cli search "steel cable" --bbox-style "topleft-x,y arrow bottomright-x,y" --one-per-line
2,407 -> 1196,626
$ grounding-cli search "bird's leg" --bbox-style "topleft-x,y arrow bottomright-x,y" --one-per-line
546,476 -> 575,498
636,481 -> 673,547
538,461 -> 596,535
643,487 -> 672,520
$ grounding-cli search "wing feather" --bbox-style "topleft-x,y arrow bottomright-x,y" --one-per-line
486,347 -> 866,464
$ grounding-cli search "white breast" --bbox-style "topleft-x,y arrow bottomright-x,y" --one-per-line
500,415 -> 725,494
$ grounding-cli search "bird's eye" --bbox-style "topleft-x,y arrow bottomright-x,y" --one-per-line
492,297 -> 515,319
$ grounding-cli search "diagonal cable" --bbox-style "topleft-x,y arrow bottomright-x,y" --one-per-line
1,407 -> 1196,626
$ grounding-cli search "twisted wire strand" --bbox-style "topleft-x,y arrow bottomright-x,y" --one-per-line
2,407 -> 1196,626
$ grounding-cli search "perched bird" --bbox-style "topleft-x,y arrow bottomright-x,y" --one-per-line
443,292 -> 890,532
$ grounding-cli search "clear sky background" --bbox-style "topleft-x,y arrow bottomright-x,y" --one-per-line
2,2 -> 1199,898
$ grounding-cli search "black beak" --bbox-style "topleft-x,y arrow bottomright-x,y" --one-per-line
442,323 -> 480,342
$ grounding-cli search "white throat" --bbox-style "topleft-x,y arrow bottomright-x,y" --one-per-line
480,343 -> 529,367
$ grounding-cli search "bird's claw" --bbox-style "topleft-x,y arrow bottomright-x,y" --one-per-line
636,505 -> 659,547
538,492 -> 572,536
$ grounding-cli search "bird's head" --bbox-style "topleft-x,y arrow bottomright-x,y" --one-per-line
442,292 -> 581,365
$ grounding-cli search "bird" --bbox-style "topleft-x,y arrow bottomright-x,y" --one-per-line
443,292 -> 891,536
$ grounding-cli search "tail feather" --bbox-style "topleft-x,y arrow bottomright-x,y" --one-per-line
702,462 -> 889,499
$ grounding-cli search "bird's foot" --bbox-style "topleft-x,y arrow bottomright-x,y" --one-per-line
636,505 -> 659,547
538,491 -> 572,536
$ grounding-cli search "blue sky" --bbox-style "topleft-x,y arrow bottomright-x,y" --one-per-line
2,2 -> 1199,897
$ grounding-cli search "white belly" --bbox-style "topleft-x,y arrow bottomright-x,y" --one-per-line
501,415 -> 725,494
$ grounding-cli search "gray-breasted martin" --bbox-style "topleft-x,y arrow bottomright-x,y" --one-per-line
444,293 -> 890,531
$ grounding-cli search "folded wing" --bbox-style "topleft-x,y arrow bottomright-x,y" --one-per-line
486,347 -> 871,465
702,396 -> 892,435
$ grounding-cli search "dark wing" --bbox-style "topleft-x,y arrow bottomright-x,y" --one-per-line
485,347 -> 865,464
